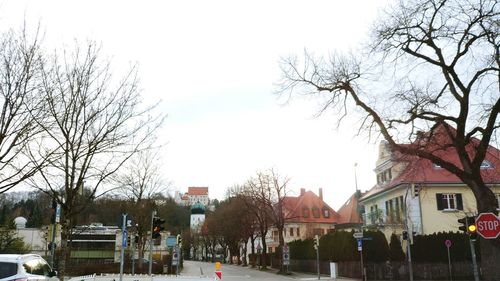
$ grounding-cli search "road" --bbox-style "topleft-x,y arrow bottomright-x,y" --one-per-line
181,260 -> 355,281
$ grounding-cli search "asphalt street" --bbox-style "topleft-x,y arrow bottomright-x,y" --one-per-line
180,260 -> 358,281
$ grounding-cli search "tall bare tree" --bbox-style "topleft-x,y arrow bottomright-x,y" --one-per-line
238,169 -> 290,270
29,42 -> 164,276
0,29 -> 45,194
277,0 -> 499,278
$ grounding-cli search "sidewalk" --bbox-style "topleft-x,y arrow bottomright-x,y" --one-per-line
247,265 -> 360,281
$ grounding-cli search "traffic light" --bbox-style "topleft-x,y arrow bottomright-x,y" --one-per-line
313,235 -> 319,250
176,234 -> 182,245
458,216 -> 477,239
152,217 -> 165,239
402,230 -> 408,240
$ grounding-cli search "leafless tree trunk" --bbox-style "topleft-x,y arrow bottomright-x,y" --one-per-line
29,42 -> 164,277
277,0 -> 499,279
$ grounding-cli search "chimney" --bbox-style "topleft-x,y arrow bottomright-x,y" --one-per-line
319,188 -> 323,200
300,188 -> 305,196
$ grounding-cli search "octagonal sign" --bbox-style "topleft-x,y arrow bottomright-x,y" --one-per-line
475,213 -> 500,239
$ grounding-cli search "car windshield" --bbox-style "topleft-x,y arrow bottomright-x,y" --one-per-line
23,258 -> 52,276
0,262 -> 17,279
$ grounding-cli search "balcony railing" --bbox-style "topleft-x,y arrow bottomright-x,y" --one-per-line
363,210 -> 404,227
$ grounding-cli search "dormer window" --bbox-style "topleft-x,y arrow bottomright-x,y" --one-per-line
433,163 -> 442,169
312,207 -> 320,218
302,207 -> 310,218
481,160 -> 493,169
323,208 -> 330,218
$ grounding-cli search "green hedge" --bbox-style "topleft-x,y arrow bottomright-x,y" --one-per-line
289,230 -> 389,262
288,230 -> 476,263
411,232 -> 480,262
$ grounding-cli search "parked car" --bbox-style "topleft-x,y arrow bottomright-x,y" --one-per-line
0,254 -> 58,281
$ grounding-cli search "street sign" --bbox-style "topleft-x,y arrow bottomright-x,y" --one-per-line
283,253 -> 290,265
476,212 -> 500,239
55,204 -> 61,223
353,232 -> 363,239
166,236 -> 177,247
283,243 -> 290,265
172,247 -> 179,266
215,271 -> 222,279
122,229 -> 128,247
445,239 -> 452,248
357,239 -> 362,251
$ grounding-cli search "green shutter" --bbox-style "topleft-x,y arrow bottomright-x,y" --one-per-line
456,194 -> 463,210
436,193 -> 444,210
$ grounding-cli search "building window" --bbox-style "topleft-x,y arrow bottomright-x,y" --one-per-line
302,208 -> 310,218
377,168 -> 392,184
297,227 -> 300,237
436,193 -> 463,211
312,207 -> 320,218
290,228 -> 294,236
323,208 -> 330,218
369,205 -> 379,224
495,193 -> 500,210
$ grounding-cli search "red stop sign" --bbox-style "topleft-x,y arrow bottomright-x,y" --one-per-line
475,213 -> 500,239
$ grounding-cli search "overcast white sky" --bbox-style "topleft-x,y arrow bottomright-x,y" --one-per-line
1,0 -> 390,210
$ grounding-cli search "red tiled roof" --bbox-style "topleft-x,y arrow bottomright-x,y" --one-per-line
283,190 -> 340,223
337,192 -> 363,224
188,187 -> 209,196
361,124 -> 500,201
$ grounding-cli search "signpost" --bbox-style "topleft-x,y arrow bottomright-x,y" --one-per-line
283,244 -> 290,267
475,213 -> 500,239
445,240 -> 452,281
353,232 -> 365,281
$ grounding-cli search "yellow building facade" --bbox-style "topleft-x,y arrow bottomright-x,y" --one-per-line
360,140 -> 500,241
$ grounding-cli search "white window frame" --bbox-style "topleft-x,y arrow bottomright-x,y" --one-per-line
442,193 -> 457,210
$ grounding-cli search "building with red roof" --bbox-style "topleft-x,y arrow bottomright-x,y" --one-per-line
263,188 -> 340,253
174,186 -> 210,206
335,190 -> 364,230
359,125 -> 500,241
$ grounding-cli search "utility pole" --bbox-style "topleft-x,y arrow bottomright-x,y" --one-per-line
149,210 -> 156,275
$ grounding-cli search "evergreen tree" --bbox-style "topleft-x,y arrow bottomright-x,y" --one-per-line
389,233 -> 405,261
0,221 -> 30,254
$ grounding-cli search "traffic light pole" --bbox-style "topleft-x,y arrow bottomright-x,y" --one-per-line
149,210 -> 156,275
469,239 -> 479,281
119,213 -> 127,281
316,246 -> 320,280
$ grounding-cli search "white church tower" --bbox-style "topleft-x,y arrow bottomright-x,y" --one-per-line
190,202 -> 205,232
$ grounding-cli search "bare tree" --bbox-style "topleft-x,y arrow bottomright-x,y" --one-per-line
238,169 -> 290,270
239,175 -> 273,269
112,149 -> 168,268
0,29 -> 45,194
29,42 -> 164,276
277,0 -> 499,278
113,149 -> 167,201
